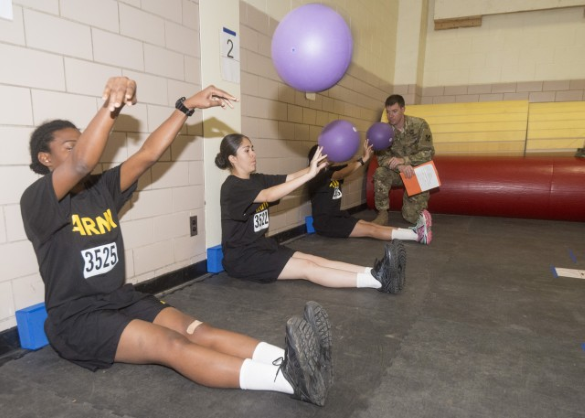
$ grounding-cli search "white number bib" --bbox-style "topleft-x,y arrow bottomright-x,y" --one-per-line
82,242 -> 119,279
253,209 -> 269,232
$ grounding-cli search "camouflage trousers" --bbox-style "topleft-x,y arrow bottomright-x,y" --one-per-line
373,166 -> 430,224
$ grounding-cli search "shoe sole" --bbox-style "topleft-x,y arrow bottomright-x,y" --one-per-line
378,240 -> 407,294
421,210 -> 432,244
284,316 -> 328,406
304,301 -> 333,386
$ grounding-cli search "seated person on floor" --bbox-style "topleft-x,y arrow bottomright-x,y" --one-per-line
215,134 -> 406,294
20,77 -> 331,406
307,142 -> 431,244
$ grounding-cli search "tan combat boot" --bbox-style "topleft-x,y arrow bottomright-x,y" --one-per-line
372,210 -> 388,226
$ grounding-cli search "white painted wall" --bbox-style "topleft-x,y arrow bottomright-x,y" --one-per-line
434,0 -> 585,20
394,0 -> 429,87
199,0 -> 241,248
424,0 -> 585,86
0,0 -> 204,332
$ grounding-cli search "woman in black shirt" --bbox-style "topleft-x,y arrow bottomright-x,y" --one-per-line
20,77 -> 330,406
216,134 -> 400,292
307,143 -> 432,244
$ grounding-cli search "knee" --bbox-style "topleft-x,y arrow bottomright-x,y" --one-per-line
297,258 -> 320,279
159,329 -> 192,357
373,166 -> 387,181
374,166 -> 384,176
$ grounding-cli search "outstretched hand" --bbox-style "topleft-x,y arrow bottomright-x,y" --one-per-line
309,146 -> 328,176
186,85 -> 238,110
102,77 -> 137,112
362,140 -> 373,163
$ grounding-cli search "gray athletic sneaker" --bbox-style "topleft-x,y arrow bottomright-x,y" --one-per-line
279,316 -> 329,406
303,301 -> 333,387
372,239 -> 407,294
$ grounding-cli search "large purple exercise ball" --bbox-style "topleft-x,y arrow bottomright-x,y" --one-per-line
367,122 -> 394,151
271,4 -> 353,92
318,120 -> 360,163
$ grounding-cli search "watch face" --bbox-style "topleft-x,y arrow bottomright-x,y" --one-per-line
175,97 -> 193,116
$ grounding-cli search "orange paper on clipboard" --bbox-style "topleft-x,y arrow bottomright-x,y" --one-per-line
400,160 -> 441,196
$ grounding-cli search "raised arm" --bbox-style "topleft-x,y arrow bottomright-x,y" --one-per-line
254,146 -> 327,203
331,140 -> 372,181
50,77 -> 137,200
120,85 -> 237,192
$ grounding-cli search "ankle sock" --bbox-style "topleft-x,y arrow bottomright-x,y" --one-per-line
239,358 -> 294,394
356,272 -> 381,289
391,228 -> 418,241
252,342 -> 285,365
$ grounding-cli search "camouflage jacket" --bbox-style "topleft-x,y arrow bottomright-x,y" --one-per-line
376,115 -> 435,168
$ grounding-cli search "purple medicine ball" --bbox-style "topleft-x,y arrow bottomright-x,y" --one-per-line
271,4 -> 353,92
318,120 -> 360,163
367,122 -> 394,151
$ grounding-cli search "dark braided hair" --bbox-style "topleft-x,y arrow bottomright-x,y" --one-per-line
29,120 -> 77,175
215,133 -> 247,170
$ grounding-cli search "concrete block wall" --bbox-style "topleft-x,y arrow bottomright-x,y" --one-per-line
0,0 -> 203,332
239,1 -> 396,235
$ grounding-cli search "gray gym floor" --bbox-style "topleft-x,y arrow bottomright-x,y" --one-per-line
1,211 -> 584,418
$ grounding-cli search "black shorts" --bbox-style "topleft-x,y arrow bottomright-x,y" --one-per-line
313,213 -> 359,238
45,285 -> 170,372
223,237 -> 295,283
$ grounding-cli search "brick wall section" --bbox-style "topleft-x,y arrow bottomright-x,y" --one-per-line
395,80 -> 585,105
0,0 -> 204,332
239,2 -> 393,235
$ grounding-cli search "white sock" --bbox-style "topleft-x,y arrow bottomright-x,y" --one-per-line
252,342 -> 285,365
364,267 -> 373,275
356,272 -> 381,289
239,358 -> 294,394
391,228 -> 418,241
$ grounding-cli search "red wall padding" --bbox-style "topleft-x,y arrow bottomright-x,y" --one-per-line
366,155 -> 585,222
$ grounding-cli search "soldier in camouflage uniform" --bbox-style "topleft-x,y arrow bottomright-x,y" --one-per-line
373,94 -> 435,225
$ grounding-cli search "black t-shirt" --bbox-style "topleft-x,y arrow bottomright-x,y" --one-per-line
20,166 -> 137,319
308,165 -> 347,218
220,173 -> 286,250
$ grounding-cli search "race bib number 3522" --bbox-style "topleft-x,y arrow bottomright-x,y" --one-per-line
82,242 -> 119,279
253,209 -> 269,232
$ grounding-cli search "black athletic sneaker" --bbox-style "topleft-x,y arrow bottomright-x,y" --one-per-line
303,301 -> 333,387
372,239 -> 407,294
279,316 -> 329,406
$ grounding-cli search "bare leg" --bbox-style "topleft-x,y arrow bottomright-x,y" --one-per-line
153,307 -> 260,360
292,251 -> 366,273
277,252 -> 364,287
349,220 -> 418,242
349,220 -> 395,240
115,318 -> 245,388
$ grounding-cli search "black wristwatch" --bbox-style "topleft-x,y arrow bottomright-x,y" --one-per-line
357,158 -> 365,166
175,97 -> 195,117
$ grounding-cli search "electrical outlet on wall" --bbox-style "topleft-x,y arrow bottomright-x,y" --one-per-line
190,216 -> 198,237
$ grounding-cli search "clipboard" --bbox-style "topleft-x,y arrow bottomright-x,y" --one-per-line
400,160 -> 441,196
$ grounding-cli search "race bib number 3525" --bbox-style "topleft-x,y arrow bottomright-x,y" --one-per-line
253,209 -> 269,233
82,242 -> 118,279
